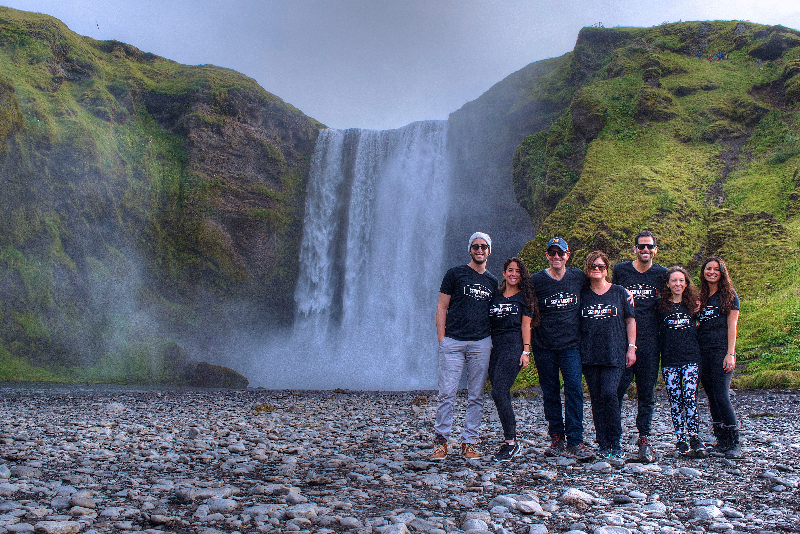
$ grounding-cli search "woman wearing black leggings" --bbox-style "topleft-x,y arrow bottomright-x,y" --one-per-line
697,256 -> 741,459
488,257 -> 539,462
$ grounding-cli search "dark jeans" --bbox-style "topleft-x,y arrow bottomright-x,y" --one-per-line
616,340 -> 659,436
489,332 -> 523,441
700,348 -> 738,427
533,347 -> 584,446
585,364 -> 624,450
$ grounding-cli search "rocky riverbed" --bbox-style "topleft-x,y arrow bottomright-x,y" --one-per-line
0,385 -> 798,534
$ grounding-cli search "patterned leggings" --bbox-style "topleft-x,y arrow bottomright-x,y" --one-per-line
662,363 -> 700,442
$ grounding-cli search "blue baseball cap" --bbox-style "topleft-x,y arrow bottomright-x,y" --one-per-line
546,237 -> 569,252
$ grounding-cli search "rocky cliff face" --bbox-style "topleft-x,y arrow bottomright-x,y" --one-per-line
0,7 -> 322,382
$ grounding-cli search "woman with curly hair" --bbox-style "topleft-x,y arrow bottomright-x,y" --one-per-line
579,251 -> 636,465
488,257 -> 539,462
658,266 -> 707,458
698,256 -> 742,458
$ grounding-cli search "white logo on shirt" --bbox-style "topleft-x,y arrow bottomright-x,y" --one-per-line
464,283 -> 493,301
698,306 -> 719,322
490,302 -> 518,318
627,284 -> 658,300
665,312 -> 694,329
582,304 -> 618,319
544,292 -> 578,309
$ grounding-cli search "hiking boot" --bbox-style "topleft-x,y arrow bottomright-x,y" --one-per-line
636,436 -> 655,463
676,440 -> 690,454
689,437 -> 708,458
544,434 -> 566,457
492,442 -> 521,462
723,425 -> 742,459
608,448 -> 626,467
431,439 -> 447,461
462,442 -> 481,459
565,443 -> 595,462
710,422 -> 727,454
597,447 -> 612,459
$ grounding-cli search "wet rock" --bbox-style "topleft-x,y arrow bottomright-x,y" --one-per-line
33,521 -> 80,534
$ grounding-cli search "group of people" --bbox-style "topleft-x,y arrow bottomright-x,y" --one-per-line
431,231 -> 742,464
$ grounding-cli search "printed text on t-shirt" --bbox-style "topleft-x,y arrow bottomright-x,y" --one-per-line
582,304 -> 619,319
627,284 -> 658,300
664,312 -> 694,329
697,306 -> 719,322
463,284 -> 493,301
543,292 -> 578,309
489,302 -> 519,318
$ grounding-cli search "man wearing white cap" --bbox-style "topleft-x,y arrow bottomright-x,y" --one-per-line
431,232 -> 498,460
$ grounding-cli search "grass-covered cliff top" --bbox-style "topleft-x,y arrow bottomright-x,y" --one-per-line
0,6 -> 322,384
513,21 -> 800,389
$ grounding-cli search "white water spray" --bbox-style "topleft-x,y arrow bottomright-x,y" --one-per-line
255,121 -> 450,389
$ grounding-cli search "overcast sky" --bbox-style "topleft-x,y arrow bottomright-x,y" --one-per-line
4,1 -> 800,130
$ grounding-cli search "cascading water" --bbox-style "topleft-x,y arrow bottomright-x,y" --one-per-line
277,121 -> 450,389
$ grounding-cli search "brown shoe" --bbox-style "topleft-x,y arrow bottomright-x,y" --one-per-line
461,442 -> 480,459
431,440 -> 447,461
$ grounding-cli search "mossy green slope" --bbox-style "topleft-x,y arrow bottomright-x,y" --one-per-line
514,21 -> 800,388
0,7 -> 323,382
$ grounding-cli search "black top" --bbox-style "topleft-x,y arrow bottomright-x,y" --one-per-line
611,261 -> 668,347
579,284 -> 636,367
697,291 -> 740,352
530,268 -> 586,350
440,265 -> 498,341
489,291 -> 533,337
659,302 -> 701,367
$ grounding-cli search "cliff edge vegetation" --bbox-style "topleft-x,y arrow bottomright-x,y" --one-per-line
0,7 -> 323,383
512,21 -> 800,389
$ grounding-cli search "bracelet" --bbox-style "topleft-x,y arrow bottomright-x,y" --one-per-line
522,351 -> 531,356
628,343 -> 637,349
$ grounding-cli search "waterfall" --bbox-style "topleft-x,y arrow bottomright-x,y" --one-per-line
286,121 -> 450,390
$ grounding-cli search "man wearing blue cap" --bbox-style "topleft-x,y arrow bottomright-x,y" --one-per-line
432,232 -> 498,460
530,237 -> 594,461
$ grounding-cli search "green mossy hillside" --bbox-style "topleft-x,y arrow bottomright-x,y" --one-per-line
514,21 -> 800,387
0,7 -> 323,383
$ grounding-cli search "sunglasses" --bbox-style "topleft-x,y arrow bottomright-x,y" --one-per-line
589,263 -> 607,271
546,249 -> 567,257
636,243 -> 656,250
471,243 -> 490,251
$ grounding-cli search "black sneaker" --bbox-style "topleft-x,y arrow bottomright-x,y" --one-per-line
544,434 -> 566,457
676,440 -> 690,454
689,437 -> 708,458
565,443 -> 595,462
636,436 -> 655,463
492,442 -> 521,462
609,448 -> 626,467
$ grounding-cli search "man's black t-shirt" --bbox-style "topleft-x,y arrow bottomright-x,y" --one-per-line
579,284 -> 636,367
658,302 -> 701,367
440,265 -> 498,341
611,261 -> 668,346
530,268 -> 586,350
697,291 -> 740,352
489,291 -> 533,337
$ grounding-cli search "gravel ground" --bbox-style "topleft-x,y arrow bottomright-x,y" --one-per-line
0,384 -> 798,534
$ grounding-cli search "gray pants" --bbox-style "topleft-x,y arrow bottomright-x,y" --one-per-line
434,336 -> 492,443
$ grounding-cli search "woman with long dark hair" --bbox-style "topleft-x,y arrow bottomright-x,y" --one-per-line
698,256 -> 742,458
488,257 -> 539,462
658,266 -> 707,458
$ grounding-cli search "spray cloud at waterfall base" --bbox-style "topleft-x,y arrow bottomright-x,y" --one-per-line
244,121 -> 451,390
